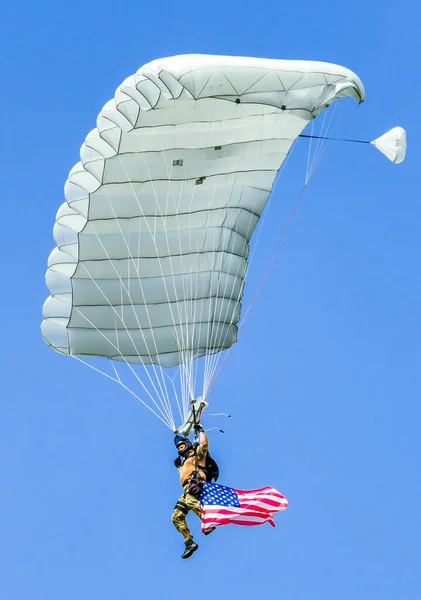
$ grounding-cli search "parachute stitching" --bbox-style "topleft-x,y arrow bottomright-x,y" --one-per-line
96,168 -> 278,185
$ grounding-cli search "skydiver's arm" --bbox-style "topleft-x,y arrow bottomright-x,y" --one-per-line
199,429 -> 208,447
196,425 -> 208,457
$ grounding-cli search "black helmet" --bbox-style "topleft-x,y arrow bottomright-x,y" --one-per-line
174,435 -> 193,457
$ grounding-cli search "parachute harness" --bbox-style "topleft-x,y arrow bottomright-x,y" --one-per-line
184,405 -> 204,497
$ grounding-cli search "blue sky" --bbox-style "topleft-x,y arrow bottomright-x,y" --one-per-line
1,1 -> 420,598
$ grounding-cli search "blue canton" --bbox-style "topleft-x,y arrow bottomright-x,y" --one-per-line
200,482 -> 240,507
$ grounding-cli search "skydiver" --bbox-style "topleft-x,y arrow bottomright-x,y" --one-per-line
172,424 -> 217,559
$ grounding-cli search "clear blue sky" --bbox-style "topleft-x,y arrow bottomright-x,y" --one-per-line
1,1 -> 420,598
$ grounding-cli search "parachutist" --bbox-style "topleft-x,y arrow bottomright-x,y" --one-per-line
172,428 -> 218,558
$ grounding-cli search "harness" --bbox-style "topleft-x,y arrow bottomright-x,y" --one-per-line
186,405 -> 204,496
175,406 -> 220,495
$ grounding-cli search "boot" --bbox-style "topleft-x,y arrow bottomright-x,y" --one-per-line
203,526 -> 216,536
181,538 -> 199,559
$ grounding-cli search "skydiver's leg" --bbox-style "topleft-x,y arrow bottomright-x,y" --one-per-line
183,492 -> 202,519
184,492 -> 215,535
171,495 -> 192,541
172,493 -> 200,558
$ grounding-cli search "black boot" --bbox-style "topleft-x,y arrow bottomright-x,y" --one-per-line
181,538 -> 199,559
203,526 -> 216,536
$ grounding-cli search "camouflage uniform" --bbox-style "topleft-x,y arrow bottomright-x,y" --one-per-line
172,441 -> 207,540
171,485 -> 202,541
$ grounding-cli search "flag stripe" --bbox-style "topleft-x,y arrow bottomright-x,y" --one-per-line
202,516 -> 275,528
202,512 -> 275,528
200,482 -> 287,531
237,499 -> 288,511
203,508 -> 275,518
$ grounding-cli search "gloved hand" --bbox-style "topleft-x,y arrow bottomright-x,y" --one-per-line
194,423 -> 203,432
174,456 -> 182,468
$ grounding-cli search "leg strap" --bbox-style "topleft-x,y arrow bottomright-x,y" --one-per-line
174,501 -> 189,515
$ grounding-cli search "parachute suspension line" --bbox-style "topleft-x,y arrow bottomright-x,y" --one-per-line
201,111 -> 234,393
70,302 -> 174,427
114,154 -> 189,421
204,104 -> 261,394
167,96 -> 198,418
305,98 -> 360,184
167,98 -> 207,415
179,97 -> 221,412
207,98 -> 360,392
120,161 -> 185,415
204,107 -> 298,394
208,181 -> 309,393
305,113 -> 324,183
305,102 -> 337,183
203,99 -> 249,397
209,108 -> 301,387
95,200 -> 175,425
202,142 -> 236,390
89,206 -> 175,426
208,99 -> 270,390
163,369 -> 183,421
112,95 -> 222,427
143,142 -> 191,420
202,165 -> 229,397
71,355 -> 173,429
167,96 -> 218,417
111,361 -> 122,383
77,208 -> 175,427
184,57 -> 204,409
204,194 -> 249,388
194,98 -> 224,406
161,120 -> 200,417
247,136 -> 299,268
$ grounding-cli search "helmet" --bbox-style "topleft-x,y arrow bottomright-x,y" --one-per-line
174,435 -> 193,457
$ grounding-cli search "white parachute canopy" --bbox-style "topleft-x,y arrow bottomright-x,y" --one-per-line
41,54 -> 365,431
371,127 -> 407,164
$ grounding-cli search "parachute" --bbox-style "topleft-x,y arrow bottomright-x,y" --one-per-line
42,54 -> 367,431
371,127 -> 407,164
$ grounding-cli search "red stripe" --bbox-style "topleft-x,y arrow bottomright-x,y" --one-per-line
202,507 -> 274,518
236,490 -> 288,510
238,496 -> 287,509
202,511 -> 275,528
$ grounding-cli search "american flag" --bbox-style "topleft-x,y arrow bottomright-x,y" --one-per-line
200,482 -> 288,530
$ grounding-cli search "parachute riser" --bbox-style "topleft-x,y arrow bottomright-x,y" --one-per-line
173,397 -> 208,437
192,404 -> 199,443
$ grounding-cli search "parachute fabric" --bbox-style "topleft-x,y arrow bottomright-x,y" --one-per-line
41,54 -> 365,429
371,127 -> 407,163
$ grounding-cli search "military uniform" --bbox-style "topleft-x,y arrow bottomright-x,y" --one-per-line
172,441 -> 207,541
